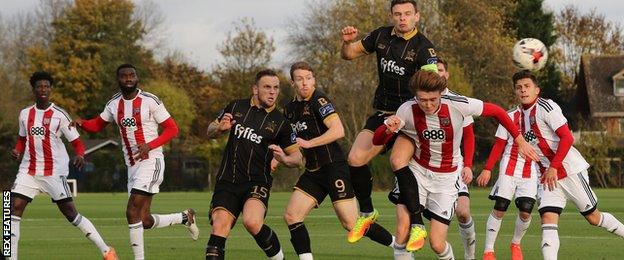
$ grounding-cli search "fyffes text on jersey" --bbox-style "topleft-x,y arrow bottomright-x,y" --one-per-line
291,122 -> 308,133
380,58 -> 405,75
234,124 -> 263,144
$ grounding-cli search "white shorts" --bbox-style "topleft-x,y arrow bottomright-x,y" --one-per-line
458,178 -> 469,197
128,157 -> 164,195
11,173 -> 73,203
489,174 -> 538,201
538,170 -> 597,215
389,161 -> 460,225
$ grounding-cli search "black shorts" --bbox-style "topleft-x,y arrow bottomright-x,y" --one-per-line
294,161 -> 355,207
209,181 -> 271,222
363,111 -> 398,149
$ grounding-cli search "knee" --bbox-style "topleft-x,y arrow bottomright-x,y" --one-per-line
283,210 -> 302,225
242,217 -> 263,235
519,211 -> 531,221
492,209 -> 505,219
141,215 -> 154,228
390,156 -> 408,171
456,208 -> 471,223
211,218 -> 232,237
429,239 -> 447,254
62,208 -> 78,222
347,150 -> 367,167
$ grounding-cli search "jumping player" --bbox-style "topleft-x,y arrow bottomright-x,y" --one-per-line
340,0 -> 438,244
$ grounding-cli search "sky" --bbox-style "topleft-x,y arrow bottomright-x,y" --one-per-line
2,0 -> 623,71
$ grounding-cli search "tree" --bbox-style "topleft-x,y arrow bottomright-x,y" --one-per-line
27,0 -> 156,116
554,5 -> 624,82
212,18 -> 276,101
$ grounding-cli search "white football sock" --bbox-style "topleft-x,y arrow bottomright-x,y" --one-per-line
298,252 -> 313,260
150,213 -> 183,228
9,215 -> 20,260
72,214 -> 110,254
392,242 -> 413,260
458,217 -> 476,259
484,212 -> 502,252
511,215 -> 531,244
541,224 -> 559,260
269,248 -> 284,260
129,222 -> 145,260
436,241 -> 454,260
598,212 -> 624,237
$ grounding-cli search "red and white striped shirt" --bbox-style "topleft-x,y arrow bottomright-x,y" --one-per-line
18,103 -> 79,176
521,98 -> 589,179
396,95 -> 483,173
493,108 -> 539,178
100,90 -> 171,166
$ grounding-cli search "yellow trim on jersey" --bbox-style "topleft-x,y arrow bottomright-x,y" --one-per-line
391,27 -> 418,40
284,144 -> 300,154
293,187 -> 320,208
250,97 -> 276,113
322,113 -> 339,126
357,40 -> 369,55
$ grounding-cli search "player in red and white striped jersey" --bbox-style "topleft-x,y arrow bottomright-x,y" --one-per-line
377,70 -> 539,259
72,64 -> 197,260
374,59 -> 478,258
506,71 -> 624,260
477,106 -> 540,260
10,71 -> 118,260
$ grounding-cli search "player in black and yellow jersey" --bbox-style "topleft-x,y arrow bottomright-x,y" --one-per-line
339,0 -> 438,253
281,62 -> 394,259
204,69 -> 303,260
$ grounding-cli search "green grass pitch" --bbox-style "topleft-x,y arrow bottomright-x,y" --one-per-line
15,189 -> 624,259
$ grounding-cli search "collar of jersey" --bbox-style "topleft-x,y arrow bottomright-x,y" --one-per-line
391,27 -> 418,40
33,102 -> 54,111
250,96 -> 276,113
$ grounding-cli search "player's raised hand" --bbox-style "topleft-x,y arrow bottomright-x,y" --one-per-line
462,166 -> 473,185
476,169 -> 491,187
268,144 -> 286,162
383,115 -> 404,133
341,26 -> 359,42
73,155 -> 85,170
10,148 -> 22,161
69,118 -> 84,130
218,113 -> 236,131
514,136 -> 539,161
542,167 -> 557,191
133,143 -> 151,161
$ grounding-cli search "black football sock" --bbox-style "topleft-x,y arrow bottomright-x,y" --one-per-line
206,234 -> 226,260
253,225 -> 282,257
394,166 -> 424,225
288,222 -> 312,255
350,165 -> 374,213
365,223 -> 394,246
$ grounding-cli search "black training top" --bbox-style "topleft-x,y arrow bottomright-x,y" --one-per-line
284,89 -> 346,171
215,98 -> 298,185
360,26 -> 438,111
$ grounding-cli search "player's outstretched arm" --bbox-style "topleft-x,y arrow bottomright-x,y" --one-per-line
71,116 -> 109,133
480,102 -> 539,161
69,138 -> 86,170
207,113 -> 235,139
372,115 -> 403,145
477,137 -> 507,187
269,144 -> 302,168
340,26 -> 367,60
296,115 -> 345,149
542,124 -> 574,191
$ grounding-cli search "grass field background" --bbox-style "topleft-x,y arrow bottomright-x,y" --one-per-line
15,189 -> 624,259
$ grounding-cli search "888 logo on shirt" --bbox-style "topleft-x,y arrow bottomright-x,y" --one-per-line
29,126 -> 46,137
422,129 -> 446,142
121,117 -> 137,129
